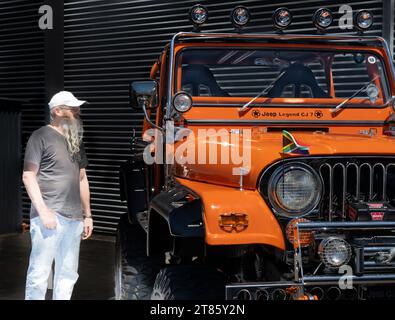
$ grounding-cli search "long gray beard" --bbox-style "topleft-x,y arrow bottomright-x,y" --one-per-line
60,117 -> 84,158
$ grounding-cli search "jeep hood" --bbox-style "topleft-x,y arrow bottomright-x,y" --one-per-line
174,132 -> 395,189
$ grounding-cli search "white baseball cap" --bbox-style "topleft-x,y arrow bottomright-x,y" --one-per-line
48,91 -> 87,110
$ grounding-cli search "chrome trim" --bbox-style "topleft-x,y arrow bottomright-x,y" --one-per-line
373,163 -> 386,200
167,32 -> 180,119
297,221 -> 395,231
185,119 -> 385,126
225,281 -> 301,300
303,274 -> 395,286
190,103 -> 391,109
172,32 -> 385,47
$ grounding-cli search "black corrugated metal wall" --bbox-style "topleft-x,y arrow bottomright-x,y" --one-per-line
0,103 -> 21,233
0,1 -> 391,234
62,0 -> 387,234
0,0 -> 46,228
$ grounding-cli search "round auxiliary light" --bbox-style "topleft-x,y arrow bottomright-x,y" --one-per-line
354,10 -> 374,31
318,237 -> 352,269
313,8 -> 333,30
189,4 -> 208,27
173,92 -> 192,113
230,6 -> 251,28
273,7 -> 292,30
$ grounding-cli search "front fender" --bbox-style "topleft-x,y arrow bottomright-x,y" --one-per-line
177,178 -> 286,251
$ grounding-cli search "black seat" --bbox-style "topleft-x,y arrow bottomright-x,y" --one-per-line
267,63 -> 329,98
181,64 -> 229,97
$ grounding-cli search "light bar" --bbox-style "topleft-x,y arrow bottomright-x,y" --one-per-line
272,7 -> 292,30
313,8 -> 333,30
354,10 -> 374,31
189,4 -> 208,28
230,6 -> 251,29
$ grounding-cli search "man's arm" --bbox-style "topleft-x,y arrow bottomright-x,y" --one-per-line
80,168 -> 93,239
22,163 -> 57,229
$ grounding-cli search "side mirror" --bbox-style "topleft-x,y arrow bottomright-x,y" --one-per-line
130,80 -> 158,110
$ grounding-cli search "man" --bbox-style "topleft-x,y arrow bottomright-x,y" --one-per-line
23,91 -> 93,300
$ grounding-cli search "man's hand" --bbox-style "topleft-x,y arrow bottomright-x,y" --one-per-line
82,217 -> 93,240
39,209 -> 57,229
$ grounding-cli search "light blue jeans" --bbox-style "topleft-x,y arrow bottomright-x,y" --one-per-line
25,213 -> 84,300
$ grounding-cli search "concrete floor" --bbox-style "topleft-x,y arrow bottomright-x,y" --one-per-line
0,231 -> 115,300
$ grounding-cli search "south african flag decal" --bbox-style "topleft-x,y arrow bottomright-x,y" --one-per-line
282,130 -> 310,155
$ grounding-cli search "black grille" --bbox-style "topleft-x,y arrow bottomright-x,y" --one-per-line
314,157 -> 395,221
260,157 -> 395,221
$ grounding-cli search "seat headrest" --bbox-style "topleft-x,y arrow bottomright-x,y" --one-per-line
268,63 -> 329,98
181,65 -> 228,96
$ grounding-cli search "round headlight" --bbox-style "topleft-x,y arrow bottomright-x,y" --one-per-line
173,92 -> 192,113
318,237 -> 352,268
313,8 -> 333,30
189,4 -> 208,26
230,6 -> 251,28
268,163 -> 322,217
272,7 -> 292,30
354,10 -> 373,31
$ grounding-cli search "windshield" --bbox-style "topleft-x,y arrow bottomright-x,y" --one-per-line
175,48 -> 390,105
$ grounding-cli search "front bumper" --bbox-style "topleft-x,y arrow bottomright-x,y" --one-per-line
226,221 -> 395,300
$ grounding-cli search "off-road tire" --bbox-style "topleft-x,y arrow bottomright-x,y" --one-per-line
114,214 -> 159,300
151,266 -> 225,300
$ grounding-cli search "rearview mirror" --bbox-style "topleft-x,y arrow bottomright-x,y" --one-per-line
130,80 -> 158,110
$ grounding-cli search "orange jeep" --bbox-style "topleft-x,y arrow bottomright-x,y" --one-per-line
116,6 -> 395,300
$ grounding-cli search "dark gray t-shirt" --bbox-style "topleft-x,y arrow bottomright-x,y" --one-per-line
24,125 -> 88,220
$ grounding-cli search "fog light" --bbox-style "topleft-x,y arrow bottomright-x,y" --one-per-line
173,92 -> 192,113
354,10 -> 374,31
318,237 -> 352,268
219,213 -> 248,233
231,6 -> 251,28
273,7 -> 292,30
285,218 -> 313,248
313,8 -> 333,30
189,4 -> 208,27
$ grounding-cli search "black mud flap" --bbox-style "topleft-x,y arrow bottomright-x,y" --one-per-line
148,186 -> 205,257
119,137 -> 152,225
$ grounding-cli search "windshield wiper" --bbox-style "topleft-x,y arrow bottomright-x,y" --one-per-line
330,75 -> 379,115
239,71 -> 285,113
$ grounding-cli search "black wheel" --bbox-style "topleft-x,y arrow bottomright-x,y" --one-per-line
151,266 -> 225,300
114,214 -> 160,300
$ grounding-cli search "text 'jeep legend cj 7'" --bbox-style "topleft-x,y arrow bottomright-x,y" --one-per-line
116,5 -> 395,300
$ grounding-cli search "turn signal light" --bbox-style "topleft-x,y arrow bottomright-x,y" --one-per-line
219,213 -> 248,233
285,218 -> 313,248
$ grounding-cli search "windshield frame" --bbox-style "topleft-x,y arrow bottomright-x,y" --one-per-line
173,45 -> 391,109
